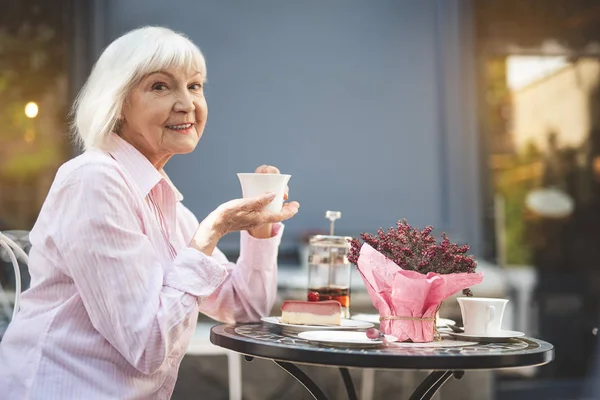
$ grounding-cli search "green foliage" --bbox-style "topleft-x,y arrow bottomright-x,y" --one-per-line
498,172 -> 532,265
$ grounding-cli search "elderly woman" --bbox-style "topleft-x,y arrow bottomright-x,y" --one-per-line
0,26 -> 299,399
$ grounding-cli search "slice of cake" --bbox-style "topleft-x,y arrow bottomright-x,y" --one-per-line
280,300 -> 342,326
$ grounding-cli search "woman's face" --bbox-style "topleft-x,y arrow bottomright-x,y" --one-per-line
120,66 -> 207,169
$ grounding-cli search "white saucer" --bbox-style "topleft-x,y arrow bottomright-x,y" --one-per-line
261,317 -> 373,335
298,330 -> 398,348
437,317 -> 458,328
446,330 -> 526,343
351,313 -> 456,328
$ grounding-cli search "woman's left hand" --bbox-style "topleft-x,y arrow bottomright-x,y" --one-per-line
248,164 -> 290,238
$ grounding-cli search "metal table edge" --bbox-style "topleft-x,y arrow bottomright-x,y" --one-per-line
210,324 -> 555,371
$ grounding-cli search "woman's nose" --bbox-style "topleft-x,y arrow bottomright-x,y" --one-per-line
173,91 -> 195,113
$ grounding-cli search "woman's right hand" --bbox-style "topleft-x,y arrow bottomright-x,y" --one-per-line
190,192 -> 299,255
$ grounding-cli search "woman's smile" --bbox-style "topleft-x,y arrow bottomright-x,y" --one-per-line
165,122 -> 196,134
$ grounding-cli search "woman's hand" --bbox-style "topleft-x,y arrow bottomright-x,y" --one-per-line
246,165 -> 291,238
190,165 -> 299,254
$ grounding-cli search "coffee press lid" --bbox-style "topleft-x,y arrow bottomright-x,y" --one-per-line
309,235 -> 352,248
308,211 -> 351,248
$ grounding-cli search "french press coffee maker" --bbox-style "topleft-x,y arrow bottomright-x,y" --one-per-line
307,211 -> 352,318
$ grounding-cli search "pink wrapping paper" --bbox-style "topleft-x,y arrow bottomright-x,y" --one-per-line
356,243 -> 484,342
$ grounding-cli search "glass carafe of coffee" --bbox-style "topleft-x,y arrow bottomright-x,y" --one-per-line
307,211 -> 352,318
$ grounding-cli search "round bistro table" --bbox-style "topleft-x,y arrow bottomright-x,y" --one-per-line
210,323 -> 554,400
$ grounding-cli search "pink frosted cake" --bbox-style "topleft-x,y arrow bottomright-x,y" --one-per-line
280,300 -> 342,325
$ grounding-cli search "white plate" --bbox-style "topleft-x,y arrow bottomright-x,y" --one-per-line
446,330 -> 526,342
351,313 -> 456,328
261,317 -> 373,334
298,330 -> 398,348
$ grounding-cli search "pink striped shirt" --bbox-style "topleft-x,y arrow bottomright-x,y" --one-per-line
0,134 -> 283,399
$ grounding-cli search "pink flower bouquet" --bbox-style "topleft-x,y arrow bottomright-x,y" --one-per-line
348,220 -> 484,342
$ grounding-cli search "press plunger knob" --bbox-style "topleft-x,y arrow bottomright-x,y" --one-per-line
325,211 -> 342,235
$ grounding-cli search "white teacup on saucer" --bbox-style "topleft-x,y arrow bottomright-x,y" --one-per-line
237,173 -> 291,213
457,297 -> 509,336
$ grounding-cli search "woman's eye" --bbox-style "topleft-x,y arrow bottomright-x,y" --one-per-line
152,83 -> 168,91
189,83 -> 203,91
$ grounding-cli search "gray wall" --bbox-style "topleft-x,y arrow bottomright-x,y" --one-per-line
89,0 -> 481,254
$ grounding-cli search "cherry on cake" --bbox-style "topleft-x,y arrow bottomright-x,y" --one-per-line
280,300 -> 342,325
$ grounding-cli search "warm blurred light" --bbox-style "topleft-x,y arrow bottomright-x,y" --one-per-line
593,156 -> 600,180
24,128 -> 35,143
506,56 -> 568,91
25,102 -> 39,118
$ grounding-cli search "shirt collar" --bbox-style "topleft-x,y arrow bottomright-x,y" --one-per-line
105,133 -> 184,202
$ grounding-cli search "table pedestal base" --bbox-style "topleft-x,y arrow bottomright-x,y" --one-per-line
409,370 -> 464,400
246,356 -> 462,400
273,360 -> 329,399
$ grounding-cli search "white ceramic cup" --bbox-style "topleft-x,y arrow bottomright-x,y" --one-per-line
237,173 -> 291,213
457,297 -> 509,336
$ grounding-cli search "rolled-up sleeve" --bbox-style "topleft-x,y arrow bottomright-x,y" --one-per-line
196,225 -> 284,323
54,163 -> 227,375
177,204 -> 284,323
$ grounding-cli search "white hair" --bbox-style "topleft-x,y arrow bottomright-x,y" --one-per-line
71,26 -> 207,150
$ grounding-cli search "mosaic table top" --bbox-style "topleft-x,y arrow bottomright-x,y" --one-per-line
211,323 -> 554,370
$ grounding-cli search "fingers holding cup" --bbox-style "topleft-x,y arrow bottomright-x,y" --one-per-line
253,194 -> 299,221
254,164 -> 280,174
253,165 -> 289,200
237,172 -> 291,213
242,193 -> 299,224
279,200 -> 299,220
